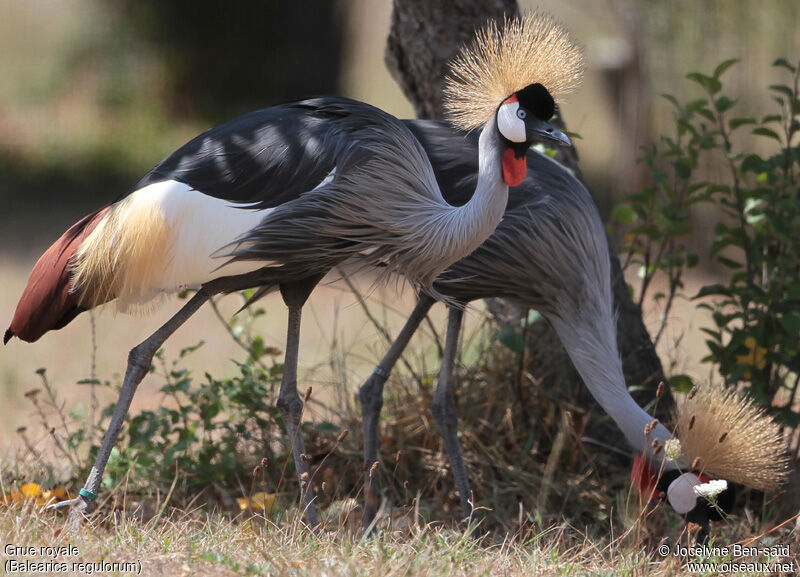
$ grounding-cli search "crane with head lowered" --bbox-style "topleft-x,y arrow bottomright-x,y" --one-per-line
355,120 -> 743,536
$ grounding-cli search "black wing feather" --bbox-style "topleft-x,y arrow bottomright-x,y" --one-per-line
131,97 -> 374,208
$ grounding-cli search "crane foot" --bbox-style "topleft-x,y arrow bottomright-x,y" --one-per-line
45,494 -> 93,526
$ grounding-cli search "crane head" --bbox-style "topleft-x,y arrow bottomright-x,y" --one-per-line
496,83 -> 571,146
631,382 -> 790,542
496,83 -> 570,186
443,12 -> 584,140
632,454 -> 736,542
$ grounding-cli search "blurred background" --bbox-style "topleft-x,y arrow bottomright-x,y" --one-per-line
2,0 -> 799,444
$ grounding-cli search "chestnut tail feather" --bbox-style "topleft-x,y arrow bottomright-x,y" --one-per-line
5,206 -> 111,344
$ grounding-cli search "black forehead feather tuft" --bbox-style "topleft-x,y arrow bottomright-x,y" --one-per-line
517,83 -> 555,121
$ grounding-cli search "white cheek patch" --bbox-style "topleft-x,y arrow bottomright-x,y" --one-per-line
667,472 -> 701,514
496,100 -> 526,143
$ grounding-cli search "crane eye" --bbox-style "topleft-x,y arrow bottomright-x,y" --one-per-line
516,109 -> 527,120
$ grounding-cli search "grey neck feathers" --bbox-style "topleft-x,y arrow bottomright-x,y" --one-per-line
547,254 -> 676,471
444,119 -> 508,260
398,119 -> 509,293
471,119 -> 509,232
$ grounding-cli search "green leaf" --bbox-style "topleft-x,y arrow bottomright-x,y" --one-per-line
752,127 -> 782,142
672,158 -> 692,179
314,421 -> 340,434
779,313 -> 800,335
661,93 -> 681,109
716,256 -> 742,269
611,203 -> 637,224
495,325 -> 525,355
715,96 -> 737,112
773,58 -> 796,73
526,309 -> 542,324
786,283 -> 800,301
713,58 -> 739,79
669,374 -> 695,393
694,284 -> 730,299
769,84 -> 794,100
697,107 -> 716,121
179,341 -> 205,358
744,196 -> 762,213
686,72 -> 722,94
740,154 -> 767,173
729,117 -> 755,130
777,409 -> 800,429
250,335 -> 266,359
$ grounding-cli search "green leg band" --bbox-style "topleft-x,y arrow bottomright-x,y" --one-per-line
79,488 -> 98,501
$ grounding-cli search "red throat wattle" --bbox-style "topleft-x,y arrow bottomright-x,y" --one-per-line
502,148 -> 526,186
631,454 -> 661,501
632,454 -> 714,503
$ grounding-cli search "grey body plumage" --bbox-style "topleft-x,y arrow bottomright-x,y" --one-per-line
229,99 -> 508,296
139,108 -> 668,464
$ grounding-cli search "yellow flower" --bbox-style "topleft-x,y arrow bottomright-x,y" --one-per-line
37,487 -> 68,507
736,336 -> 767,380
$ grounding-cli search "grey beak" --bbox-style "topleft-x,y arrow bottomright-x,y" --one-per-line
528,119 -> 571,147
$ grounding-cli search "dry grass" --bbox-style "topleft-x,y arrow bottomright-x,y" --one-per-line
2,492 -> 798,576
2,503 -> 600,577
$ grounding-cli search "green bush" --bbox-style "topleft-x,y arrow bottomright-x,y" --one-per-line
613,58 -> 800,429
85,293 -> 291,494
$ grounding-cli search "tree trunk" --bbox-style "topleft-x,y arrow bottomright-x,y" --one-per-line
385,0 -> 672,422
385,0 -> 518,120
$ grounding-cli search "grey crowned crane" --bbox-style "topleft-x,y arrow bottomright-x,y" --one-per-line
4,13 -> 583,526
356,121 -> 735,536
358,125 -> 789,539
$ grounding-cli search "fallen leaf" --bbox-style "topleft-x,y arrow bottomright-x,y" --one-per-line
237,492 -> 277,511
21,482 -> 42,498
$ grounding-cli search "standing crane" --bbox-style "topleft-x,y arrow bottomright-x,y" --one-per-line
4,13 -> 582,526
356,120 -> 738,534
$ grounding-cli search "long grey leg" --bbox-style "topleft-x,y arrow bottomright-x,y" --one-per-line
48,289 -> 211,521
360,294 -> 435,531
431,306 -> 473,520
278,278 -> 322,527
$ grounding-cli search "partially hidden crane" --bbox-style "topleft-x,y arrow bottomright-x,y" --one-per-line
4,13 -> 582,526
356,120 -> 738,536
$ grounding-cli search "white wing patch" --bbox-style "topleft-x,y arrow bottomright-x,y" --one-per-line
72,179 -> 272,312
146,180 -> 273,294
